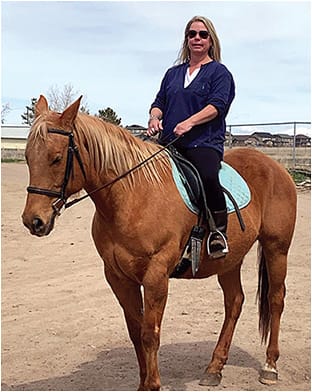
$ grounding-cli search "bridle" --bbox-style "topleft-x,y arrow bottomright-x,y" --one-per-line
27,127 -> 181,215
27,128 -> 87,215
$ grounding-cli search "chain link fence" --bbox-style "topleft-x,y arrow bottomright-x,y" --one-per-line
225,121 -> 311,172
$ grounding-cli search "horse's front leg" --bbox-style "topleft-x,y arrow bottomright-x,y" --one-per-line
141,267 -> 169,391
200,264 -> 244,386
104,268 -> 147,390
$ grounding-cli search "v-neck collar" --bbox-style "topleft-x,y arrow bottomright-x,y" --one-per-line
184,66 -> 201,88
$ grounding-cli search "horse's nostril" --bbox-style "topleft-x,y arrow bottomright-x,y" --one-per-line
32,217 -> 44,233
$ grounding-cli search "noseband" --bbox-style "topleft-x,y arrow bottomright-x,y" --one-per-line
27,128 -> 86,214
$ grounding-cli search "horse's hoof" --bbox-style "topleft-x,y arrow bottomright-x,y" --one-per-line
138,382 -> 160,391
259,363 -> 278,385
199,372 -> 222,386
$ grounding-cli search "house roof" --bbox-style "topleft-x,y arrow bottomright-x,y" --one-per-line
125,124 -> 147,131
1,125 -> 30,139
295,134 -> 311,139
250,132 -> 273,138
274,133 -> 293,138
231,135 -> 250,141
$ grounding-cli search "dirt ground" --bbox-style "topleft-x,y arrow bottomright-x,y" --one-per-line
1,162 -> 311,391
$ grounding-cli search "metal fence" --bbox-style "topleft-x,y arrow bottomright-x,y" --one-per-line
225,121 -> 311,172
1,121 -> 311,172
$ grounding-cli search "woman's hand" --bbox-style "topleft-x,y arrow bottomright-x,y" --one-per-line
173,119 -> 193,136
147,118 -> 163,137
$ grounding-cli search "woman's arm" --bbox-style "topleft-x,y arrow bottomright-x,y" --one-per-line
147,108 -> 163,136
174,65 -> 234,136
173,104 -> 218,136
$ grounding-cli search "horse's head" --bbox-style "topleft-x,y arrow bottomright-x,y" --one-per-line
22,95 -> 87,236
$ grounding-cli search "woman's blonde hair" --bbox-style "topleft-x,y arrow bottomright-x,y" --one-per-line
176,16 -> 221,64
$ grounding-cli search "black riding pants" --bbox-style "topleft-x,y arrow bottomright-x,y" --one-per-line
176,147 -> 226,212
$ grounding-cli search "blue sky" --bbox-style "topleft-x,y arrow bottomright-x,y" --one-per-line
1,0 -> 311,135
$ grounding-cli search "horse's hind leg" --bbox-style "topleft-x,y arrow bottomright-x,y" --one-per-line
200,264 -> 244,386
257,244 -> 288,385
104,269 -> 146,390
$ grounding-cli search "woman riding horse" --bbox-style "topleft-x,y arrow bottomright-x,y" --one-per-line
22,95 -> 297,390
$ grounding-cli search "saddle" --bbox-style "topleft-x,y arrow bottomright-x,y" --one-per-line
166,145 -> 250,278
166,145 -> 247,227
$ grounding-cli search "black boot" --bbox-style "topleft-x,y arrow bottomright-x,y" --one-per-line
207,209 -> 229,259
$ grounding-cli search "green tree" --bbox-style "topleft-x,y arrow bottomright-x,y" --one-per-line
97,107 -> 122,126
80,105 -> 90,115
21,98 -> 37,125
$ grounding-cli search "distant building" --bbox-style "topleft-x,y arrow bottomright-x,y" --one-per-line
1,125 -> 30,149
228,131 -> 311,148
1,125 -> 30,160
295,134 -> 311,147
1,123 -> 310,162
125,124 -> 147,137
272,134 -> 293,147
231,134 -> 252,146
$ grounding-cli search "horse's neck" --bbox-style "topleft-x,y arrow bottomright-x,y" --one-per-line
81,148 -> 141,212
78,119 -> 171,213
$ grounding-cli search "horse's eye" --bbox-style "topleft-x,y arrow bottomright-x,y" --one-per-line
52,155 -> 62,165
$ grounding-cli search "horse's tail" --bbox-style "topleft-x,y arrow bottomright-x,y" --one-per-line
257,243 -> 270,344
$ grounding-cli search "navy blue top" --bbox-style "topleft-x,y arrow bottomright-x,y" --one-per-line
150,61 -> 235,155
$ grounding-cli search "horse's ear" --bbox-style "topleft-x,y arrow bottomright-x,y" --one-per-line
60,95 -> 83,127
35,95 -> 49,118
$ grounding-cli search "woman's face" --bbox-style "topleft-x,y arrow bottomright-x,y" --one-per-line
187,21 -> 212,58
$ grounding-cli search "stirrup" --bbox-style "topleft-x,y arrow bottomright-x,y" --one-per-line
207,230 -> 229,259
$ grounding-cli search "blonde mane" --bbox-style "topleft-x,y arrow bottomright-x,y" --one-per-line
29,112 -> 172,190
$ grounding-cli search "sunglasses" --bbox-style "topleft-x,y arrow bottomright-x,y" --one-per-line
187,30 -> 210,39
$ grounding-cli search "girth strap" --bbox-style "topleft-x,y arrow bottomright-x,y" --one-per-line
221,186 -> 246,231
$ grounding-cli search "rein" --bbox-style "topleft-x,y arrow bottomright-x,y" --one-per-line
65,135 -> 181,209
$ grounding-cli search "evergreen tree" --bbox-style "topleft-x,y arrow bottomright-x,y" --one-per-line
80,105 -> 90,115
21,98 -> 37,125
97,107 -> 122,126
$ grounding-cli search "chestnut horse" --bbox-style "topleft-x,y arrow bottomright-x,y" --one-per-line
22,96 -> 297,390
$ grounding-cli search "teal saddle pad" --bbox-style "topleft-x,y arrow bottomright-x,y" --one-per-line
170,159 -> 251,215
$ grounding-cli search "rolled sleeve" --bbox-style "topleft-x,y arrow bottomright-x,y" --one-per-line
150,70 -> 170,112
207,66 -> 235,117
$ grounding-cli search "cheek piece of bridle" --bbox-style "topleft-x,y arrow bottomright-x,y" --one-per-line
27,128 -> 87,215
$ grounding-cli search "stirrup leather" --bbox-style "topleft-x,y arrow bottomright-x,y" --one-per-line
207,230 -> 229,259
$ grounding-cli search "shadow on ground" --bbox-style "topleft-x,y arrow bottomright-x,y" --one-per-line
2,340 -> 261,391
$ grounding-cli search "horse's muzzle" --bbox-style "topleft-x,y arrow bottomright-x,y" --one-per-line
22,213 -> 56,237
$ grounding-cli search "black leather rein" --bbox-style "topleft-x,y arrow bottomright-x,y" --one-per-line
27,128 -> 86,214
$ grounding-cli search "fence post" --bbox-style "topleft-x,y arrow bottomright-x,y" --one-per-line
292,122 -> 297,169
229,125 -> 232,149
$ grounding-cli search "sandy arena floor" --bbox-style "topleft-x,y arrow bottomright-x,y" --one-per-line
1,162 -> 310,391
